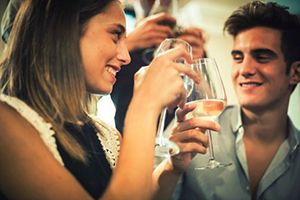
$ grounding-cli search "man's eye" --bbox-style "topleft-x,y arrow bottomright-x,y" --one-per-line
256,55 -> 271,63
232,54 -> 243,62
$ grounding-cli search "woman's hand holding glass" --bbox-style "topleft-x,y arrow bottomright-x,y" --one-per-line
133,46 -> 199,115
151,38 -> 194,157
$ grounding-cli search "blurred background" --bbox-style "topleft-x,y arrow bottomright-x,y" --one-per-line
0,0 -> 299,129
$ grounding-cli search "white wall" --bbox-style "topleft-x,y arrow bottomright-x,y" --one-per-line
289,86 -> 300,129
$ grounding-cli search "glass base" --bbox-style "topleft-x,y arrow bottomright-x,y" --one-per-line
155,137 -> 180,157
195,159 -> 232,170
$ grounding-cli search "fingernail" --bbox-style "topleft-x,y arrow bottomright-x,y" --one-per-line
215,124 -> 221,130
187,102 -> 195,109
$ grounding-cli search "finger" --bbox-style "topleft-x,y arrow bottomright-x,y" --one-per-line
177,142 -> 207,154
170,128 -> 209,148
174,117 -> 221,132
151,24 -> 174,37
175,102 -> 197,122
156,48 -> 200,83
173,62 -> 201,84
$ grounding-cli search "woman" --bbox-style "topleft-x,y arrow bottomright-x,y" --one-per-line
0,0 -> 219,199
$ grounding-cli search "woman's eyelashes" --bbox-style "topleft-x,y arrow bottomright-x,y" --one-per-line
111,30 -> 122,42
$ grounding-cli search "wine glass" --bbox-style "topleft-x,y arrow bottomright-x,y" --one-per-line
187,58 -> 232,169
155,38 -> 193,157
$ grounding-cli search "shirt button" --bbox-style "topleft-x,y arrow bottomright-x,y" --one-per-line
246,186 -> 250,191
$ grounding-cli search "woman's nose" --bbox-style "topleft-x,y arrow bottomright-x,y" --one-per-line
117,42 -> 131,65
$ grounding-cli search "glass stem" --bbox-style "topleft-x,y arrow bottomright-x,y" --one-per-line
157,108 -> 167,146
207,130 -> 215,161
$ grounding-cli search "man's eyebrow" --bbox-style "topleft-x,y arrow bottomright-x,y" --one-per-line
231,49 -> 278,58
251,48 -> 278,58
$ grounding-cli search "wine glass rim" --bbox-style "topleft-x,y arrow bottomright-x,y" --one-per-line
164,38 -> 192,49
164,38 -> 189,44
156,38 -> 192,57
193,58 -> 216,64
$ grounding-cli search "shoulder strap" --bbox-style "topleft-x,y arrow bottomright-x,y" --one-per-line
0,95 -> 64,166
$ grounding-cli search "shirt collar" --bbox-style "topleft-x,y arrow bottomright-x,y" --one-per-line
229,105 -> 243,134
229,105 -> 300,153
287,117 -> 300,154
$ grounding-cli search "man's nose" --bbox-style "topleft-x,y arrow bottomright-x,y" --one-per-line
239,56 -> 256,77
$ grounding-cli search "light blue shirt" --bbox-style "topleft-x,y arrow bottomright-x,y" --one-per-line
172,105 -> 300,200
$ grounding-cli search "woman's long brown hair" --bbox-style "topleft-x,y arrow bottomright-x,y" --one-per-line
0,0 -> 117,162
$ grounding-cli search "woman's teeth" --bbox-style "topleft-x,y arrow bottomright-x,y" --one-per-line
106,67 -> 116,76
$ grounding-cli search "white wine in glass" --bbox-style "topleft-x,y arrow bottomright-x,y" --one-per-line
190,99 -> 226,119
155,38 -> 193,157
188,58 -> 232,169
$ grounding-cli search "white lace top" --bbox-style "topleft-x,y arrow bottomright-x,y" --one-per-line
0,94 -> 120,169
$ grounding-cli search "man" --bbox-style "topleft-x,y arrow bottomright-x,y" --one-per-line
172,1 -> 300,199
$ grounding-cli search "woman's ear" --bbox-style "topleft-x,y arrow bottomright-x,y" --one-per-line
289,61 -> 300,85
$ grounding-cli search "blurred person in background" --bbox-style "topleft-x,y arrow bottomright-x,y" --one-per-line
111,0 -> 207,134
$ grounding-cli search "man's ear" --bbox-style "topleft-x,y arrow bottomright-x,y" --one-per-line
289,61 -> 300,85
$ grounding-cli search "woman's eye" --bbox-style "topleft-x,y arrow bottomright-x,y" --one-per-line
111,30 -> 121,40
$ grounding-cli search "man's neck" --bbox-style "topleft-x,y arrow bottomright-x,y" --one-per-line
241,103 -> 289,144
241,103 -> 290,196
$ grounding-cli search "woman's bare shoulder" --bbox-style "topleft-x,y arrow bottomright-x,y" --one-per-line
0,100 -> 45,154
0,101 -> 90,199
0,100 -> 30,133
